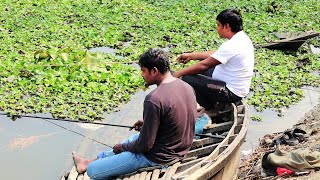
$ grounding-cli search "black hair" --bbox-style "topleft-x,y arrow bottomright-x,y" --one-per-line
216,9 -> 243,32
139,48 -> 170,74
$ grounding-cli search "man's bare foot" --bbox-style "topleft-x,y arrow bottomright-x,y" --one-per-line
72,151 -> 91,174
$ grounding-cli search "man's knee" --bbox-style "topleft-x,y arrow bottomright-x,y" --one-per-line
86,163 -> 98,179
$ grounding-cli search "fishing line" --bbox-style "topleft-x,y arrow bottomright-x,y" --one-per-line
42,118 -> 113,148
0,112 -> 133,148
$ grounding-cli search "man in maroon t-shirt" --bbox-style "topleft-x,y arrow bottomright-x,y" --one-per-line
72,48 -> 197,179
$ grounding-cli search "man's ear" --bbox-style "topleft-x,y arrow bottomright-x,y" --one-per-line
224,23 -> 231,32
151,67 -> 159,76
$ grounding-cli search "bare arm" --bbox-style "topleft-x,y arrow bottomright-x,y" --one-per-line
173,56 -> 221,78
177,50 -> 216,63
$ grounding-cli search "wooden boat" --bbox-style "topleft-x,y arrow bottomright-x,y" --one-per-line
62,100 -> 249,180
255,31 -> 319,51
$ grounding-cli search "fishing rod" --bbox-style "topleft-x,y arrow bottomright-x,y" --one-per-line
0,112 -> 133,129
38,61 -> 140,67
26,60 -> 180,68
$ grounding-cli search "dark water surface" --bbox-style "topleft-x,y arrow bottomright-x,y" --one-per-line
0,86 -> 318,180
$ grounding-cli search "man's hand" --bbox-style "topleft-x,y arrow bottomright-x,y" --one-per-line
173,71 -> 182,78
113,144 -> 123,154
177,53 -> 192,64
129,120 -> 144,131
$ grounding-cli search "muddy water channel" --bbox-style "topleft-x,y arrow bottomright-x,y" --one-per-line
0,86 -> 319,180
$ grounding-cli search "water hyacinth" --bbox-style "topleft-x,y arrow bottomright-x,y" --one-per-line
0,0 -> 319,121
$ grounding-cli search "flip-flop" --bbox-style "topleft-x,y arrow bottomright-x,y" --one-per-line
272,131 -> 299,146
292,128 -> 309,142
282,131 -> 299,146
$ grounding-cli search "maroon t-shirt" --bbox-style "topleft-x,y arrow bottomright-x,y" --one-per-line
122,78 -> 197,164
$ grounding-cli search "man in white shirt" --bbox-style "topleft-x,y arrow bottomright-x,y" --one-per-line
174,9 -> 254,115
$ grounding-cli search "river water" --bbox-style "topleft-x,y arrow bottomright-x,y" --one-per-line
0,86 -> 319,180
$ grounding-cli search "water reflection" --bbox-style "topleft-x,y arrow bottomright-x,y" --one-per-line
89,46 -> 123,59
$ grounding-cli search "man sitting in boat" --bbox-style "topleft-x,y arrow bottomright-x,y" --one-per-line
173,9 -> 255,117
72,48 -> 197,179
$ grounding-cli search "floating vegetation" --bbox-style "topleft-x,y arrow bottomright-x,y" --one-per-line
0,0 -> 319,120
251,116 -> 262,122
0,133 -> 58,151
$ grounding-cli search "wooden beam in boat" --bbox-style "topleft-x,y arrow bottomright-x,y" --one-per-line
237,115 -> 244,125
60,171 -> 69,180
228,135 -> 237,144
132,173 -> 140,180
202,121 -> 233,134
138,171 -> 147,180
234,125 -> 242,134
128,173 -> 139,180
145,172 -> 152,180
115,176 -> 123,180
219,145 -> 228,154
150,169 -> 160,180
181,156 -> 197,163
190,137 -> 222,150
176,157 -> 205,173
76,174 -> 83,180
186,102 -> 249,180
162,162 -> 181,180
83,172 -> 90,180
174,103 -> 239,179
237,105 -> 244,113
187,143 -> 219,158
67,166 -> 78,180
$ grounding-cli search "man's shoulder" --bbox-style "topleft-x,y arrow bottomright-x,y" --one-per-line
147,79 -> 192,98
233,31 -> 252,43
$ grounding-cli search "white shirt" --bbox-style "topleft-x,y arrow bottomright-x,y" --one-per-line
211,31 -> 254,97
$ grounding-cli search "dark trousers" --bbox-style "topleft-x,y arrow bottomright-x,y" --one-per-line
181,69 -> 241,110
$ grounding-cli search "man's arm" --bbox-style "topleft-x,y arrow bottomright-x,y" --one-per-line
173,56 -> 221,78
177,50 -> 216,63
121,101 -> 160,154
113,120 -> 144,154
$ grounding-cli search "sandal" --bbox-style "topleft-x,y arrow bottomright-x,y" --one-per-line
292,128 -> 309,142
272,131 -> 299,146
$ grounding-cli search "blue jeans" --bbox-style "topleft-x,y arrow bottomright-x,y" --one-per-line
86,133 -> 159,180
